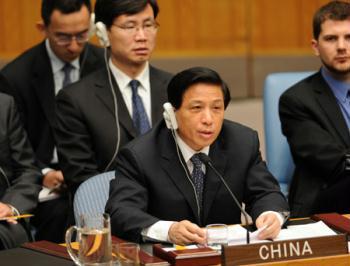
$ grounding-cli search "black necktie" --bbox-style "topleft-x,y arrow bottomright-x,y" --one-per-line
130,80 -> 151,135
62,63 -> 73,88
190,153 -> 205,207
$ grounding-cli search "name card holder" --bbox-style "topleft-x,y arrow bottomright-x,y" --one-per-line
221,234 -> 348,266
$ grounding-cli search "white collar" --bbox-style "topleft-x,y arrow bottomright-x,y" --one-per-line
108,60 -> 150,92
175,131 -> 210,163
45,39 -> 80,74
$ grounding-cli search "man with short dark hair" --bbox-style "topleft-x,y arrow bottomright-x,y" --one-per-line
0,0 -> 104,242
55,0 -> 172,192
106,67 -> 289,245
279,1 -> 350,217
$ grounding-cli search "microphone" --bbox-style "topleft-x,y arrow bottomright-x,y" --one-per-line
197,153 -> 250,244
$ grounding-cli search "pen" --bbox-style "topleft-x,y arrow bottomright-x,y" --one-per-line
0,214 -> 34,221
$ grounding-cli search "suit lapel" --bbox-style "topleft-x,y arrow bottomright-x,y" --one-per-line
160,133 -> 201,224
32,42 -> 56,126
314,74 -> 350,146
202,142 -> 227,223
94,69 -> 137,138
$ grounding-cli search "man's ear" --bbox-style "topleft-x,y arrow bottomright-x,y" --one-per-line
311,39 -> 320,57
36,21 -> 47,37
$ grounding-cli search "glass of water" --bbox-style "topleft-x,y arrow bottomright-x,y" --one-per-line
206,224 -> 228,250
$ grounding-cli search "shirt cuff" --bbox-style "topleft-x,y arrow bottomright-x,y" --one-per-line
7,204 -> 20,216
141,221 -> 175,242
42,167 -> 54,176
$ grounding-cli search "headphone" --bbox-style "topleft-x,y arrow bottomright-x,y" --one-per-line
162,102 -> 202,222
88,15 -> 119,171
163,102 -> 178,130
89,12 -> 110,47
95,21 -> 110,47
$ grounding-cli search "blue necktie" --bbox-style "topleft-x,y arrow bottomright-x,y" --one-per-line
190,153 -> 205,207
62,63 -> 73,88
130,80 -> 150,135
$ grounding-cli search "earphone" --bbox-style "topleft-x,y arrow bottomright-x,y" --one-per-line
88,14 -> 119,171
163,102 -> 178,130
95,21 -> 110,47
89,13 -> 110,47
163,102 -> 202,222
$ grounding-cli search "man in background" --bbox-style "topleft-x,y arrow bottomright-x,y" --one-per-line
0,90 -> 42,249
279,1 -> 350,217
55,0 -> 172,193
0,0 -> 104,242
106,67 -> 289,245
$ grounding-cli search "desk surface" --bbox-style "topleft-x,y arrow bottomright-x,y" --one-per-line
0,247 -> 72,266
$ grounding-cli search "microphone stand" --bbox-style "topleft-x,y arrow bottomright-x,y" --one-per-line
198,153 -> 250,244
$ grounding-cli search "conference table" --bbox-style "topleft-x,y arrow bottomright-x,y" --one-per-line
0,217 -> 349,266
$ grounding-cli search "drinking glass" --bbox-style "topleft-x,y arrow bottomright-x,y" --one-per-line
206,223 -> 228,250
113,242 -> 140,266
66,213 -> 112,266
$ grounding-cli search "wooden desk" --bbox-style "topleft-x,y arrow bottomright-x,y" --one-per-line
0,247 -> 72,266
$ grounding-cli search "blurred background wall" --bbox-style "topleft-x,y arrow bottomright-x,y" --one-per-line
0,0 -> 332,98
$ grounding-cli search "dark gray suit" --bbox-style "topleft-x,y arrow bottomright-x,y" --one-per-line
279,71 -> 350,217
55,66 -> 172,192
0,41 -> 104,243
0,41 -> 104,168
106,120 -> 288,243
0,92 -> 41,249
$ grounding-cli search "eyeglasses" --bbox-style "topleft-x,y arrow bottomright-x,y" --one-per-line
52,31 -> 89,46
112,21 -> 159,35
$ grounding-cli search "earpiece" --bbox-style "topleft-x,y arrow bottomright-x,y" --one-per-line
163,102 -> 178,130
88,13 -> 97,39
95,21 -> 110,47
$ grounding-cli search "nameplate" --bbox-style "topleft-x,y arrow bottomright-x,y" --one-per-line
221,234 -> 348,265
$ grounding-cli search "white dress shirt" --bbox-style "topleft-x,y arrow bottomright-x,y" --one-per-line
43,39 -> 80,168
45,39 -> 80,95
141,133 -> 283,242
108,60 -> 152,125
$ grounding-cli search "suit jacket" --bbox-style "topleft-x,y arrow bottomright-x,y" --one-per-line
0,93 -> 41,213
55,66 -> 172,191
0,41 -> 104,168
106,120 -> 288,242
279,71 -> 350,217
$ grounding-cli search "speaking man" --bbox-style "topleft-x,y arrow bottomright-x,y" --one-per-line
106,67 -> 289,245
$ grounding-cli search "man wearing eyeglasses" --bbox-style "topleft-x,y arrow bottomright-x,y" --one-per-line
54,0 -> 172,193
0,0 -> 104,243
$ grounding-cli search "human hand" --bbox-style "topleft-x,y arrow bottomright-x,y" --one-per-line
255,212 -> 281,240
0,202 -> 17,224
43,170 -> 64,189
168,220 -> 206,245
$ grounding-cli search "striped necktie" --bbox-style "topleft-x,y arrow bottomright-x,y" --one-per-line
190,153 -> 205,207
130,79 -> 151,135
62,63 -> 73,88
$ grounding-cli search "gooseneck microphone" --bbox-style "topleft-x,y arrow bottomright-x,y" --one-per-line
197,153 -> 250,244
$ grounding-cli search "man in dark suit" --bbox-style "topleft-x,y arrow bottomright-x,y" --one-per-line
106,67 -> 289,245
55,0 -> 172,192
279,1 -> 350,217
0,92 -> 42,249
0,0 -> 104,242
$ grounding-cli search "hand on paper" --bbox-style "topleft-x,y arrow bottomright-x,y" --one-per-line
168,220 -> 206,245
0,202 -> 17,224
255,212 -> 281,240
